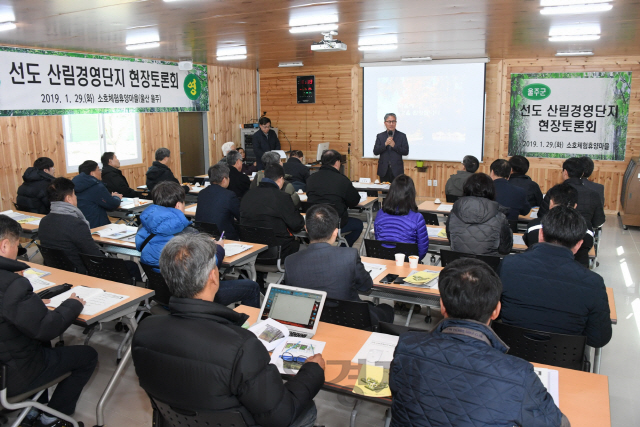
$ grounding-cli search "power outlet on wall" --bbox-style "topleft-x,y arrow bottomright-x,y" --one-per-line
428,180 -> 433,186
433,180 -> 438,186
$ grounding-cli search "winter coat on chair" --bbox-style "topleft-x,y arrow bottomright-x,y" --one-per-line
16,168 -> 55,214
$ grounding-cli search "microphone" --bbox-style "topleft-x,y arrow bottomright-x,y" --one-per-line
279,129 -> 293,155
388,130 -> 393,137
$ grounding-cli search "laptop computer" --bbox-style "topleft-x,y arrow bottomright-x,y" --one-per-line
258,284 -> 327,339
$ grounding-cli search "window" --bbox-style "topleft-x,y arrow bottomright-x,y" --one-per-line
63,113 -> 142,174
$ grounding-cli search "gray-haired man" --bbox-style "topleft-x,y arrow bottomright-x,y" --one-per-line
373,113 -> 409,183
132,234 -> 325,427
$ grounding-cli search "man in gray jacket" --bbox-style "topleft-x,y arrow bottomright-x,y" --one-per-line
445,155 -> 479,200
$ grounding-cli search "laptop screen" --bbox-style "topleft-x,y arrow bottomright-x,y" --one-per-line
261,287 -> 323,330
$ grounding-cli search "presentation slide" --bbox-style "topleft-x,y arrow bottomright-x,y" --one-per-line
363,62 -> 486,162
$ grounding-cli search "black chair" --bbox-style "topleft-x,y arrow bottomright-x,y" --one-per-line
491,321 -> 590,372
238,225 -> 285,282
508,219 -> 519,233
378,321 -> 425,336
445,194 -> 460,203
364,239 -> 419,261
439,249 -> 502,273
36,244 -> 77,273
80,254 -> 136,285
149,395 -> 247,427
320,298 -> 375,331
181,176 -> 197,184
0,365 -> 79,427
193,221 -> 222,239
140,263 -> 172,308
421,212 -> 439,226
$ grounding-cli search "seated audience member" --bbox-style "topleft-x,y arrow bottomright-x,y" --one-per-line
16,157 -> 56,214
390,258 -> 568,427
508,155 -> 544,208
217,141 -> 235,165
374,175 -> 429,261
100,152 -> 143,198
137,181 -> 260,307
195,163 -> 240,240
285,204 -> 394,325
39,178 -> 105,274
284,150 -> 310,192
580,156 -> 605,205
240,164 -> 305,260
0,214 -> 98,427
145,147 -> 190,193
447,173 -> 513,256
306,150 -> 363,247
132,234 -> 324,427
72,160 -> 122,228
251,151 -> 300,207
539,157 -> 605,229
523,182 -> 594,268
489,159 -> 530,221
252,116 -> 281,170
499,206 -> 612,348
226,150 -> 251,200
444,155 -> 479,199
237,147 -> 257,175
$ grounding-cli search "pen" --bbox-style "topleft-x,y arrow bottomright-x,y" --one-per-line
219,231 -> 225,241
310,344 -> 315,355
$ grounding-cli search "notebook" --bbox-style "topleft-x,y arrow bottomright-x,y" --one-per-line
258,284 -> 327,339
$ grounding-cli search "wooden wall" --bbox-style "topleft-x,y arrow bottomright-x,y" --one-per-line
207,65 -> 258,165
0,112 -> 181,212
260,57 -> 640,212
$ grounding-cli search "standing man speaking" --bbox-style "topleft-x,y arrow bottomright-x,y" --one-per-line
373,113 -> 409,182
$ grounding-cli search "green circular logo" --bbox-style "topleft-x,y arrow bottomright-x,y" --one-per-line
184,74 -> 202,100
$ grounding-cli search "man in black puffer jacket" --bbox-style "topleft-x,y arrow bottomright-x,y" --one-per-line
100,152 -> 142,198
0,215 -> 97,426
132,234 -> 325,427
145,147 -> 190,193
16,157 -> 56,214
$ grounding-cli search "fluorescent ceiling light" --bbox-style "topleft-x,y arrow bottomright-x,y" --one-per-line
556,50 -> 594,56
550,34 -> 600,41
216,46 -> 247,57
0,21 -> 16,31
289,14 -> 338,27
359,34 -> 398,46
358,44 -> 398,52
279,61 -> 304,67
125,42 -> 160,50
549,23 -> 600,36
401,56 -> 432,62
290,23 -> 338,33
541,3 -> 613,14
541,0 -> 611,5
217,55 -> 247,61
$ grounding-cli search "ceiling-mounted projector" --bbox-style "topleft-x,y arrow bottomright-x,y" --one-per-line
311,31 -> 347,52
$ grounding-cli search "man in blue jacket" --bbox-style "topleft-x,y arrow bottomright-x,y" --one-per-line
72,160 -> 122,229
136,181 -> 260,308
390,258 -> 568,427
195,163 -> 240,240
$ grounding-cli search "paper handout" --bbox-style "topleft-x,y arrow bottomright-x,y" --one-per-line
0,210 -> 41,224
93,224 -> 138,240
404,270 -> 439,287
362,262 -> 387,282
223,244 -> 253,257
248,318 -> 290,351
534,366 -> 560,407
270,338 -> 326,374
351,332 -> 399,369
513,235 -> 526,246
436,204 -> 453,212
353,365 -> 391,397
46,286 -> 129,316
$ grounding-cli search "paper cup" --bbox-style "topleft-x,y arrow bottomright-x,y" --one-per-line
395,253 -> 405,266
409,256 -> 419,268
133,198 -> 140,207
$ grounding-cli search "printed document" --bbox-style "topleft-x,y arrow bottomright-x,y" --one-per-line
353,365 -> 391,397
24,274 -> 55,292
436,204 -> 453,212
93,224 -> 138,240
271,338 -> 326,374
248,318 -> 289,351
534,366 -> 560,406
362,262 -> 387,281
513,235 -> 526,246
223,244 -> 253,257
351,332 -> 399,368
46,286 -> 129,316
0,210 -> 41,224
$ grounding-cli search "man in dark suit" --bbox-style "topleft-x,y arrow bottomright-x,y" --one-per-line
240,164 -> 305,260
195,163 -> 240,240
306,150 -> 362,247
285,204 -> 393,325
538,157 -> 606,229
489,159 -> 530,221
252,117 -> 280,171
580,156 -> 605,206
226,150 -> 251,200
283,150 -> 310,192
373,113 -> 409,183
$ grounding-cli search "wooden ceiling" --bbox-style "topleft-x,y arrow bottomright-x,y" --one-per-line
0,0 -> 639,68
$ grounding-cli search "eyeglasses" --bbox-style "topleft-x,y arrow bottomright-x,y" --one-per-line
280,352 -> 307,363
385,120 -> 397,124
